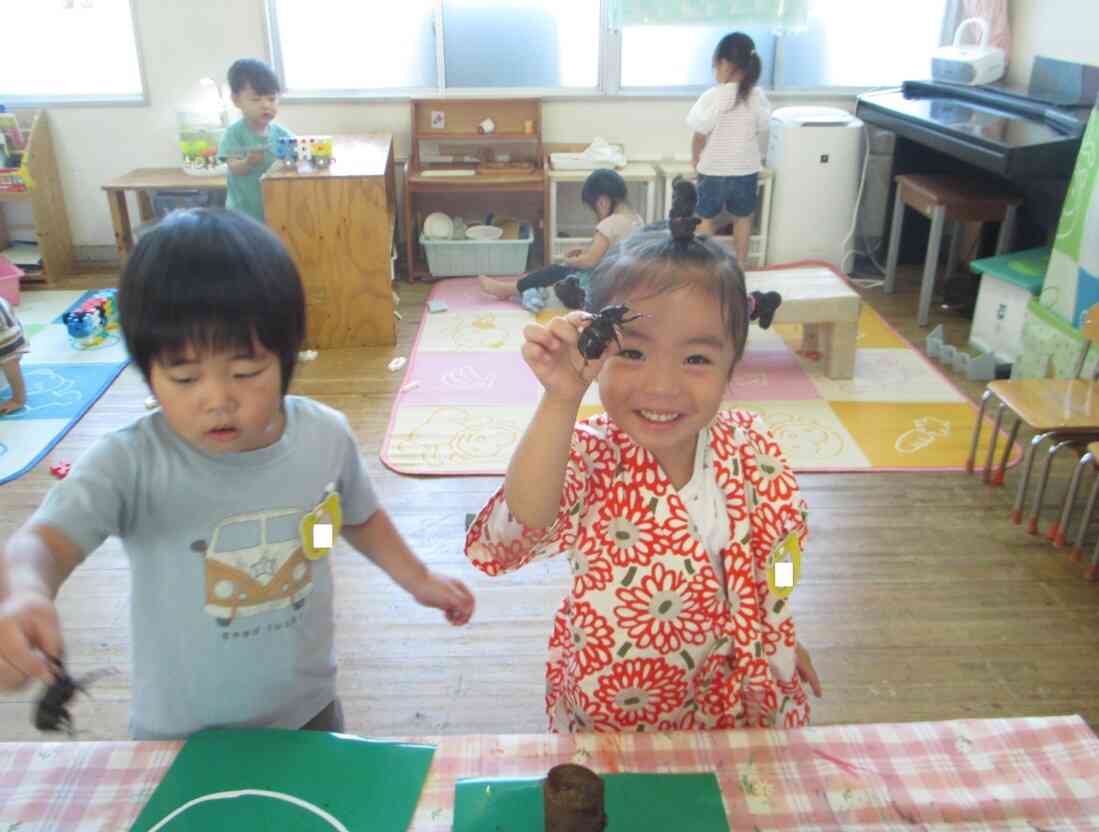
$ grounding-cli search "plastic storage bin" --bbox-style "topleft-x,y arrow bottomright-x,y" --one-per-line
0,255 -> 23,305
421,224 -> 533,277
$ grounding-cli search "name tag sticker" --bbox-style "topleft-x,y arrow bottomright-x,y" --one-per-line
766,531 -> 801,599
301,484 -> 343,560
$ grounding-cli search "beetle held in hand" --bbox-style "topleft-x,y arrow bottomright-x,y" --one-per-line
577,305 -> 644,362
33,656 -> 110,736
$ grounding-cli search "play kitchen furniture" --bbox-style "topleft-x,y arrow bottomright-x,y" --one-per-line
747,267 -> 861,379
263,133 -> 397,348
0,111 -> 74,283
403,98 -> 547,280
656,162 -> 772,269
4,715 -> 1097,829
545,145 -> 658,262
102,168 -> 226,269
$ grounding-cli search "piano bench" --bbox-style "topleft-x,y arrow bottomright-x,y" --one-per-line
883,173 -> 1024,327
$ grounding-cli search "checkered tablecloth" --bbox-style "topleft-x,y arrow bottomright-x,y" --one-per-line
2,716 -> 1098,830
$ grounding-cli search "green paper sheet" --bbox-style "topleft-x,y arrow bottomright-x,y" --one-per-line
453,772 -> 730,832
130,728 -> 435,831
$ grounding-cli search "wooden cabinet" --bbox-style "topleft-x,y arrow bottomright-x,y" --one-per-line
263,133 -> 397,348
403,98 -> 547,280
0,111 -> 74,283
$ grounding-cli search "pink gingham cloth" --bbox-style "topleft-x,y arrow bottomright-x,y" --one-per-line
2,716 -> 1098,830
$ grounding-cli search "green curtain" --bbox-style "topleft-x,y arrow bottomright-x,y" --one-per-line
609,0 -> 809,29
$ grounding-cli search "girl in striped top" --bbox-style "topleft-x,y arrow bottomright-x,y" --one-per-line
0,297 -> 28,415
686,32 -> 770,269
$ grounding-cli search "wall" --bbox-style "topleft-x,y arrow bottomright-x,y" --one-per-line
1007,0 -> 1099,86
5,0 -> 854,258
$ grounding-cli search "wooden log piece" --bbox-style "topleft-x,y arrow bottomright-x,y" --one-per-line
544,763 -> 607,832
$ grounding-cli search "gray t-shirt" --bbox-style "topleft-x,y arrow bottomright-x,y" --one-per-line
32,396 -> 379,739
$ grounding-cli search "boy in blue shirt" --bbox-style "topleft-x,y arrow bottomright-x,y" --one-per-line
219,59 -> 294,223
0,210 -> 475,738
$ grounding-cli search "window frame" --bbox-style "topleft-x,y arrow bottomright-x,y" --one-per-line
0,0 -> 149,108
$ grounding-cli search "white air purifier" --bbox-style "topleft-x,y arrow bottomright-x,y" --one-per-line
766,106 -> 864,267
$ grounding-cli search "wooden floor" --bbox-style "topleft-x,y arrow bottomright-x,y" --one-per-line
1,266 -> 1097,742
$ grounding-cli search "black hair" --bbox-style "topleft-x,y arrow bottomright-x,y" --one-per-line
227,58 -> 281,96
118,208 -> 305,396
587,179 -> 751,365
714,32 -> 762,105
581,168 -> 629,216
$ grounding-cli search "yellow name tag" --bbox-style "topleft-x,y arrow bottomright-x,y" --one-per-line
300,487 -> 343,560
766,531 -> 802,599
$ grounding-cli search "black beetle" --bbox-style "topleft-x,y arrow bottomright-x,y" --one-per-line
34,656 -> 108,736
577,305 -> 644,362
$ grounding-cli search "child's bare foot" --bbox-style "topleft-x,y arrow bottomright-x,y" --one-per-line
0,398 -> 25,416
478,275 -> 519,300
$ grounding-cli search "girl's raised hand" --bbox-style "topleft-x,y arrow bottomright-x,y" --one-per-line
521,311 -> 613,402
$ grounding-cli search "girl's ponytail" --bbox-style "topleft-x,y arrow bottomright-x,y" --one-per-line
738,49 -> 762,105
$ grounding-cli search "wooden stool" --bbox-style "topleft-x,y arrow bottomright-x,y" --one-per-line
884,174 -> 1022,326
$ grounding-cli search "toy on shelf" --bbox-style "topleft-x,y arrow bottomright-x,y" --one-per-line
61,289 -> 119,350
178,115 -> 227,176
274,136 -> 335,170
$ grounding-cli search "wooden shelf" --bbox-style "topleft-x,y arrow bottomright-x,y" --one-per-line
419,132 -> 539,140
0,112 -> 74,282
405,98 -> 550,278
407,170 -> 545,188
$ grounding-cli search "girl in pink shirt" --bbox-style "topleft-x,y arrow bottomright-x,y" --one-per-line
466,183 -> 821,733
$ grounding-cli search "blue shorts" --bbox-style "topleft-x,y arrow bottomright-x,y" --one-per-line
696,172 -> 759,218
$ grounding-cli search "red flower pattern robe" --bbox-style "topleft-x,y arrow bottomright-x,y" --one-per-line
465,410 -> 811,732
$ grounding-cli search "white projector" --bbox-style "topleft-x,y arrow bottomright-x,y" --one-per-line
932,17 -> 1005,86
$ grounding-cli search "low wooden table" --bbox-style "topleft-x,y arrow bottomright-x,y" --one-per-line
747,266 -> 862,379
101,168 -> 227,268
3,716 -> 1097,830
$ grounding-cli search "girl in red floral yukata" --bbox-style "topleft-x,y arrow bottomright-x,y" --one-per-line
465,181 -> 822,733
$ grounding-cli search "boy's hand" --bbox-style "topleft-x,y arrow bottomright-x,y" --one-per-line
566,248 -> 583,258
795,641 -> 823,698
0,399 -> 26,416
245,149 -> 266,168
413,571 -> 475,626
0,591 -> 63,689
522,311 -> 613,403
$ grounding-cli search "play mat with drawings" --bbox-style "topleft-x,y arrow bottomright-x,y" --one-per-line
381,265 -> 1019,476
0,289 -> 129,486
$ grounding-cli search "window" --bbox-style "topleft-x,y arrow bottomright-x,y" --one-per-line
615,0 -> 946,94
270,0 -> 437,92
269,0 -> 946,97
269,0 -> 601,96
0,0 -> 145,103
777,0 -> 947,89
620,24 -> 777,90
442,1 -> 599,89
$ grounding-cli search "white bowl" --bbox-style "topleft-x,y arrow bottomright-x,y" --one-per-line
424,212 -> 454,240
465,224 -> 504,241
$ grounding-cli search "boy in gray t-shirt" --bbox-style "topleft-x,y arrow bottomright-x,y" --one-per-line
0,209 -> 474,739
